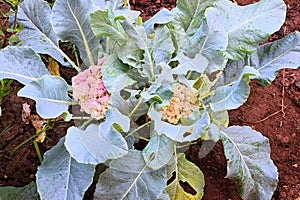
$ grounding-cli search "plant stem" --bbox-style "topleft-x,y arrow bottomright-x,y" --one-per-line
57,48 -> 81,72
146,50 -> 155,79
125,121 -> 151,139
10,134 -> 37,154
80,118 -> 98,130
71,116 -> 91,120
33,140 -> 43,163
106,37 -> 110,54
129,97 -> 144,118
173,143 -> 179,181
13,5 -> 18,30
138,136 -> 149,142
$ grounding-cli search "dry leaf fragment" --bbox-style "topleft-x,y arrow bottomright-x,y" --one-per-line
36,132 -> 46,143
47,58 -> 61,77
21,103 -> 31,124
30,115 -> 47,143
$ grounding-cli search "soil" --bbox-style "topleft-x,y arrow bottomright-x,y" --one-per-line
0,0 -> 299,200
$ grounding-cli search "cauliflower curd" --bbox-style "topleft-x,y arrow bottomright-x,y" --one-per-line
72,58 -> 110,120
159,83 -> 198,124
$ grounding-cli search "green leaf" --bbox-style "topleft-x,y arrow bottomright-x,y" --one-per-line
210,110 -> 229,128
101,54 -> 136,93
17,75 -> 73,119
151,25 -> 176,65
65,109 -> 129,164
142,132 -> 175,170
110,88 -> 149,121
17,0 -> 69,66
94,150 -> 167,199
36,138 -> 95,200
141,63 -> 175,106
149,107 -> 210,142
173,53 -> 208,75
0,46 -> 49,85
209,66 -> 260,112
217,0 -> 286,60
119,25 -> 174,80
144,8 -> 174,33
220,126 -> 278,200
185,7 -> 228,73
166,153 -> 205,200
250,31 -> 300,86
51,0 -> 102,66
5,0 -> 22,7
90,9 -> 127,45
171,0 -> 217,35
0,182 -> 40,200
212,59 -> 246,90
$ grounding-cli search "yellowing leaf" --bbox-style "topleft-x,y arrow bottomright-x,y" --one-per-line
4,0 -> 22,7
194,71 -> 222,99
166,153 -> 204,200
47,58 -> 61,77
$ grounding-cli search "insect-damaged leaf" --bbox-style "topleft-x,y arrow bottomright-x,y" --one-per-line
166,153 -> 205,200
142,133 -> 175,170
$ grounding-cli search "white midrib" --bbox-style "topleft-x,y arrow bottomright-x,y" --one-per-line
22,5 -> 80,72
220,131 -> 254,185
121,165 -> 147,199
256,46 -> 294,72
0,71 -> 38,84
227,4 -> 283,34
34,97 -> 77,105
67,0 -> 95,67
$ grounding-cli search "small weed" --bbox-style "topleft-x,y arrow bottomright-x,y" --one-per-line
10,119 -> 57,163
0,79 -> 13,102
0,125 -> 13,140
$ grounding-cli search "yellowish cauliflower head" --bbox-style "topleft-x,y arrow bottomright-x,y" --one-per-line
159,83 -> 198,124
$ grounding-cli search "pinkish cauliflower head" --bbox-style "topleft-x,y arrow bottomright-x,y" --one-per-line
72,57 -> 110,120
159,83 -> 199,124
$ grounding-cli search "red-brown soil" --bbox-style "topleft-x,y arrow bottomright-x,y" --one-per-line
0,0 -> 299,199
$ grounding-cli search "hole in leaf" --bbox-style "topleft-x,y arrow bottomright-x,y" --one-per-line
134,139 -> 148,150
167,172 -> 176,185
207,70 -> 221,81
112,123 -> 123,133
120,89 -> 131,100
169,60 -> 179,68
149,152 -> 155,161
183,131 -> 192,138
185,70 -> 200,80
135,114 -> 150,126
179,180 -> 197,195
